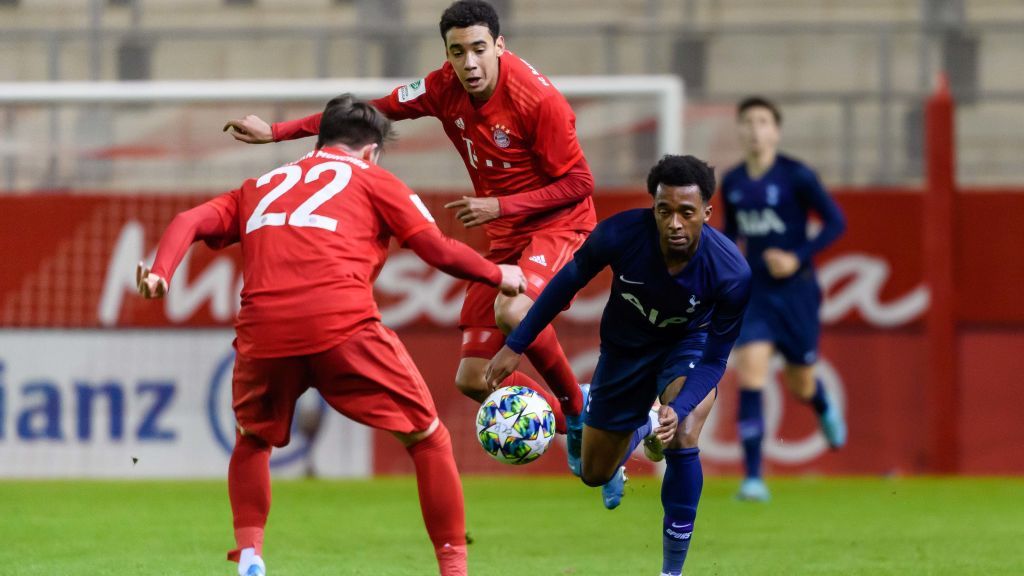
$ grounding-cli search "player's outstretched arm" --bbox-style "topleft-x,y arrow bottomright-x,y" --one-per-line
495,157 -> 595,219
141,192 -> 240,292
488,259 -> 591,390
404,228 -> 525,295
223,114 -> 274,144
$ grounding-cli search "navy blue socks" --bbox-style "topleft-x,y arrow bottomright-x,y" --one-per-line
661,447 -> 702,575
737,389 -> 764,479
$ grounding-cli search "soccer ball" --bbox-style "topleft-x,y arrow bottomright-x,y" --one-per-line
475,386 -> 556,465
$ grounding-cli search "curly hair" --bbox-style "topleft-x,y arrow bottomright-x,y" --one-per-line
439,0 -> 500,41
646,155 -> 717,203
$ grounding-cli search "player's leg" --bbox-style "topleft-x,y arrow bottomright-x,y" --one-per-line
227,353 -> 308,576
781,363 -> 845,449
394,420 -> 467,576
457,282 -> 570,432
579,425 -> 635,488
495,231 -> 589,472
493,231 -> 586,422
311,323 -> 467,576
776,285 -> 846,449
456,333 -> 568,433
733,339 -> 774,501
657,378 -> 717,576
579,347 -> 663,508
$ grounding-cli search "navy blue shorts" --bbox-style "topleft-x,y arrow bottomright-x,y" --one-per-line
735,280 -> 821,365
585,342 -> 704,432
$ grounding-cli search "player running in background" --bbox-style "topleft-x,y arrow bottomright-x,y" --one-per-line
486,155 -> 751,574
720,96 -> 848,502
137,95 -> 527,576
223,0 -> 593,476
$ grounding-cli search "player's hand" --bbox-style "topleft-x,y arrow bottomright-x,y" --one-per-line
223,114 -> 273,144
655,404 -> 678,445
444,196 -> 501,228
496,264 -> 527,297
135,261 -> 168,299
763,248 -> 800,279
484,345 -> 523,391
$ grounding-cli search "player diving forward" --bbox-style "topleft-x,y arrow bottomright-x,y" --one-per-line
223,0 -> 593,474
486,155 -> 752,575
721,96 -> 847,502
138,95 -> 527,576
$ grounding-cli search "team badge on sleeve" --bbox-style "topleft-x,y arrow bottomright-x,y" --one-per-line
398,78 -> 427,103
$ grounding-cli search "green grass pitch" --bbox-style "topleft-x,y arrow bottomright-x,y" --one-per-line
1,476 -> 1021,575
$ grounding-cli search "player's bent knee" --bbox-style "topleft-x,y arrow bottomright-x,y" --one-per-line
493,294 -> 530,335
581,470 -> 614,488
454,372 -> 489,402
454,361 -> 490,402
394,419 -> 441,447
677,430 -> 701,449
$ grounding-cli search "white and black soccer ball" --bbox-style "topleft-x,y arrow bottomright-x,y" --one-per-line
475,386 -> 556,465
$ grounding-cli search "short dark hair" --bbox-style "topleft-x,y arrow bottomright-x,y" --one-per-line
439,0 -> 500,42
737,96 -> 782,125
316,94 -> 393,150
646,155 -> 716,203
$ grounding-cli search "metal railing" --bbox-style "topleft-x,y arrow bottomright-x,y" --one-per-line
2,17 -> 1023,187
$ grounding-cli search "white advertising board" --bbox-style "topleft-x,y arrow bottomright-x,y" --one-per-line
0,330 -> 371,478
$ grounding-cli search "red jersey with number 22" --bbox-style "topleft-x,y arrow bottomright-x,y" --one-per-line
198,147 -> 439,358
371,51 -> 596,249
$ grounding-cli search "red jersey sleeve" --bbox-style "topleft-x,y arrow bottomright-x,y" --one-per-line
369,174 -> 440,245
530,93 -> 585,178
150,188 -> 240,283
272,113 -> 322,142
273,68 -> 446,140
370,67 -> 446,121
404,228 -> 501,287
498,156 -> 594,217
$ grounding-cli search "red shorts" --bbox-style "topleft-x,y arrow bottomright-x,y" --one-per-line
459,229 -> 588,357
231,321 -> 438,447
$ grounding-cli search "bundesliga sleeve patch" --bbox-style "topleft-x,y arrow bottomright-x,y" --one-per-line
398,78 -> 427,103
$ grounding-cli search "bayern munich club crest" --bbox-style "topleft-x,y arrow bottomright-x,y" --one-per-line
492,125 -> 511,148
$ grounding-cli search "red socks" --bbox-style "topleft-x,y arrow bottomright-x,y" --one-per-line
227,432 -> 272,562
523,326 -> 583,418
501,371 -> 567,434
407,424 -> 467,576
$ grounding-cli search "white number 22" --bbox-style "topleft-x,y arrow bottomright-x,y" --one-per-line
245,161 -> 353,234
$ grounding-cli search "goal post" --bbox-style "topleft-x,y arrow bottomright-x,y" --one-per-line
0,76 -> 683,154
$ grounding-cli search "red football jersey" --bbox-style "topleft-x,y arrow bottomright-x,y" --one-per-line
371,51 -> 597,248
195,147 -> 439,358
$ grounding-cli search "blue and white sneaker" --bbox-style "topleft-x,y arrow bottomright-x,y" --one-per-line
819,404 -> 847,449
736,477 -> 770,502
602,466 -> 628,510
238,552 -> 265,576
566,383 -> 590,477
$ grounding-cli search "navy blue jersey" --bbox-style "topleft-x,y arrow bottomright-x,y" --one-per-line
721,154 -> 845,288
506,209 -> 751,418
